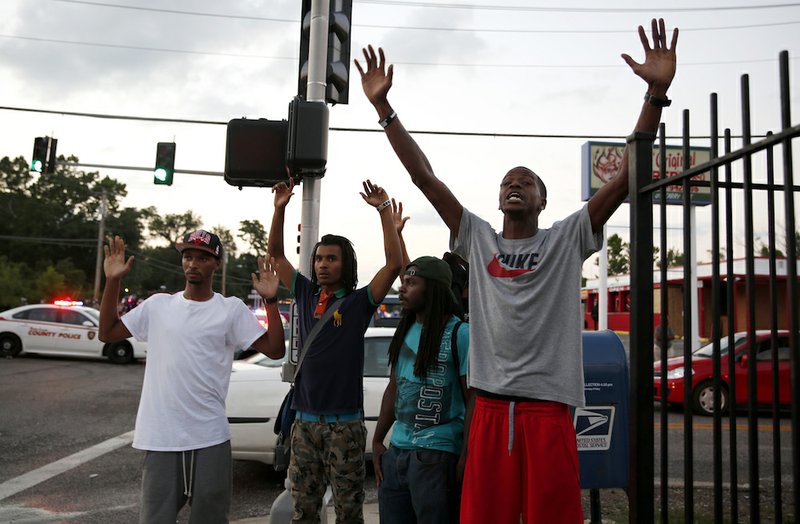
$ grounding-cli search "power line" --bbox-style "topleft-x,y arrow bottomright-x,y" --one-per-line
0,234 -> 253,284
52,0 -> 296,22
357,20 -> 800,34
52,0 -> 800,17
0,234 -> 96,246
0,105 -> 758,141
0,34 -> 796,68
44,0 -> 800,34
359,0 -> 800,12
0,34 -> 295,61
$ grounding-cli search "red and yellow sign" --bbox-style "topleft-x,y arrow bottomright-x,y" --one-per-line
581,141 -> 711,206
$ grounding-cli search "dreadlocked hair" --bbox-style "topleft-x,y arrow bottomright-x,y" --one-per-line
387,280 -> 460,379
310,234 -> 358,294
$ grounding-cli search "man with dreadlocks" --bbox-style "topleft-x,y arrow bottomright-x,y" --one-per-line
268,177 -> 402,523
358,18 -> 678,523
372,256 -> 470,524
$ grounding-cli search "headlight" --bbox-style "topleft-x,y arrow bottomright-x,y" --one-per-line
666,367 -> 692,380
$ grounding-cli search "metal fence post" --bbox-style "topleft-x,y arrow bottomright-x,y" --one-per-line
627,130 -> 656,523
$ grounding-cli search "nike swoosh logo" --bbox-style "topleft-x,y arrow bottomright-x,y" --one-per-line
486,256 -> 534,278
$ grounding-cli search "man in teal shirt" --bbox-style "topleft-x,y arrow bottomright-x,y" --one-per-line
372,256 -> 470,524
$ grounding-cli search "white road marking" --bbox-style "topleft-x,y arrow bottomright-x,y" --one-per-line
0,430 -> 134,501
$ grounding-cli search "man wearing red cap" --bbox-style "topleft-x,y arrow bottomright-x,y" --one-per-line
99,230 -> 285,523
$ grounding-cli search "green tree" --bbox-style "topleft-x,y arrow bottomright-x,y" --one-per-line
656,247 -> 684,268
0,256 -> 33,309
238,219 -> 269,256
606,234 -> 630,275
213,225 -> 237,258
34,266 -> 66,303
148,211 -> 202,246
0,154 -> 138,302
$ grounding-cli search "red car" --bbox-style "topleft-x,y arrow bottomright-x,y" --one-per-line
653,330 -> 793,416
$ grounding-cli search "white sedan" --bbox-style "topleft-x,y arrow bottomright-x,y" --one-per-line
227,326 -> 394,465
0,302 -> 147,364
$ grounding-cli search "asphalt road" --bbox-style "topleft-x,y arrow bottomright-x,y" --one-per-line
0,354 -> 382,523
0,349 -> 792,523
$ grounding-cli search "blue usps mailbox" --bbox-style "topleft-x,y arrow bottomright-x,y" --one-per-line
575,330 -> 629,489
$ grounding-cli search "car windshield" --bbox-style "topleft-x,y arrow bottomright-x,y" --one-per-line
693,335 -> 746,357
82,308 -> 100,322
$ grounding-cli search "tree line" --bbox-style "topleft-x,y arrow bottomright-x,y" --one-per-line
600,230 -> 799,277
0,155 -> 278,310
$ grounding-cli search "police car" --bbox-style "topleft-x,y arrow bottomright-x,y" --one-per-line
0,301 -> 147,364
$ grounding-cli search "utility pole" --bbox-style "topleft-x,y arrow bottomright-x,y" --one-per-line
285,0 -> 330,372
297,0 -> 329,277
92,193 -> 107,305
221,249 -> 228,296
269,3 -> 333,522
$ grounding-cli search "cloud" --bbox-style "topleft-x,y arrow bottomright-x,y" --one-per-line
0,0 -> 299,116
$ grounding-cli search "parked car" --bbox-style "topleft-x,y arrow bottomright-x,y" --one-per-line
226,326 -> 394,465
653,330 -> 792,415
0,302 -> 147,364
233,308 -> 290,360
369,295 -> 402,328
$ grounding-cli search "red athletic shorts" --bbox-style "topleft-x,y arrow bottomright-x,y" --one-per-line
460,396 -> 583,524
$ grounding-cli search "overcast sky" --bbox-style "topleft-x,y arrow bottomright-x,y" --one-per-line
1,0 -> 798,285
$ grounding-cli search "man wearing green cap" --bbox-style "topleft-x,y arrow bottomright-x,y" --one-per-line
372,256 -> 470,524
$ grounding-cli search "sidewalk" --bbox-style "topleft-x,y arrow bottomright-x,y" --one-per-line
232,502 -> 380,524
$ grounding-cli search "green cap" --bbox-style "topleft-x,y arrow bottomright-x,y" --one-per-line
405,256 -> 458,304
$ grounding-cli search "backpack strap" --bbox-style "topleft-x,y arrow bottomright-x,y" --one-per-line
450,320 -> 465,380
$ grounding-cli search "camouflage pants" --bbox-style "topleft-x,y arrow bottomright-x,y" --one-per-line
288,418 -> 367,524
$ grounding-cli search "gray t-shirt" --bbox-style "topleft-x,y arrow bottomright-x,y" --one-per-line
451,205 -> 601,407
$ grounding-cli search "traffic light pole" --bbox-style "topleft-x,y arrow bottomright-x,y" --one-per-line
297,0 -> 329,277
92,193 -> 107,305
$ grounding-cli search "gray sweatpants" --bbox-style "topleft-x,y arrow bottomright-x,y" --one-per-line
140,440 -> 232,524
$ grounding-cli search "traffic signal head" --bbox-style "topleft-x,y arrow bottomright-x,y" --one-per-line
224,118 -> 289,188
298,0 -> 353,105
154,142 -> 176,186
287,97 -> 328,177
31,137 -> 47,172
45,138 -> 58,174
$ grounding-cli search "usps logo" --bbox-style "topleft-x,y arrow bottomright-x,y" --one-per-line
573,406 -> 615,451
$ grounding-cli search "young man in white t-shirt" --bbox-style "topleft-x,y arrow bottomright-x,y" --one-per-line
99,230 -> 285,523
357,19 -> 678,523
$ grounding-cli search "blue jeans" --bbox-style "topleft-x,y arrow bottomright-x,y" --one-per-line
378,447 -> 460,524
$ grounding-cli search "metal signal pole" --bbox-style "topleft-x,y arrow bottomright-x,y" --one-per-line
92,193 -> 107,305
298,0 -> 330,276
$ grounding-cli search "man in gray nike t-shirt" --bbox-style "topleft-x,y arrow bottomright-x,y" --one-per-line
357,18 -> 679,524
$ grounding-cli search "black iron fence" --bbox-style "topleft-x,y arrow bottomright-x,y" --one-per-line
628,51 -> 799,522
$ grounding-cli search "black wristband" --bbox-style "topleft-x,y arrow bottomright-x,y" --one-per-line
263,296 -> 278,305
379,111 -> 397,128
644,92 -> 671,107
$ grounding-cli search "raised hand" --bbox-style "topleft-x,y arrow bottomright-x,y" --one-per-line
272,177 -> 295,209
621,18 -> 678,92
391,198 -> 410,234
103,236 -> 134,280
360,179 -> 389,208
355,45 -> 393,106
252,256 -> 280,300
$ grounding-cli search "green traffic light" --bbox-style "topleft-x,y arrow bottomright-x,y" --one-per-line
154,168 -> 168,182
31,159 -> 43,172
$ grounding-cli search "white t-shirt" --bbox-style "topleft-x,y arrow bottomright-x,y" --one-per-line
122,292 -> 265,451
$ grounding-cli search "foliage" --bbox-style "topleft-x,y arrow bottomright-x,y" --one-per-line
600,234 -> 630,275
147,210 -> 202,246
0,155 -> 149,306
238,219 -> 269,256
0,154 -> 284,307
